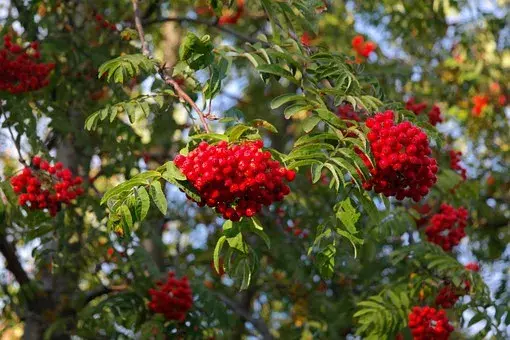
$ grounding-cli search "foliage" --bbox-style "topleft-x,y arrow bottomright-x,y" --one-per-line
0,0 -> 508,339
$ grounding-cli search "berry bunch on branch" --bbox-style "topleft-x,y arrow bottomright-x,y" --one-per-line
449,150 -> 467,180
10,156 -> 84,216
425,204 -> 468,251
351,34 -> 377,62
408,306 -> 454,340
148,272 -> 193,322
360,111 -> 438,201
174,140 -> 295,221
195,0 -> 245,26
435,280 -> 470,309
94,13 -> 118,32
405,98 -> 443,126
0,35 -> 55,94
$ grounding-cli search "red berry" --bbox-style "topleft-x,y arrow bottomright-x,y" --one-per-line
31,156 -> 41,167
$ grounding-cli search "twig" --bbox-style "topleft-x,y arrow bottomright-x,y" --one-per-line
0,234 -> 31,285
1,105 -> 27,165
131,3 -> 211,133
144,16 -> 269,47
161,70 -> 211,132
131,0 -> 150,56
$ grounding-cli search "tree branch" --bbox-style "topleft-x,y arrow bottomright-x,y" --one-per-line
161,71 -> 211,133
0,234 -> 31,285
144,16 -> 269,46
131,3 -> 211,133
131,0 -> 150,56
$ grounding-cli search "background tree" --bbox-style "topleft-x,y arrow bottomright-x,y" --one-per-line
0,0 -> 508,339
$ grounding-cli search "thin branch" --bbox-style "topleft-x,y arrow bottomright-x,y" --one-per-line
161,70 -> 211,133
131,0 -> 150,56
131,3 -> 211,132
144,16 -> 269,46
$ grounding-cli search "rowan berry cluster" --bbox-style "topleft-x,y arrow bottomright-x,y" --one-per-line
471,95 -> 488,117
449,150 -> 467,180
405,98 -> 443,126
425,204 -> 468,251
351,35 -> 377,61
94,14 -> 118,32
148,272 -> 193,322
408,306 -> 454,340
218,0 -> 245,25
465,262 -> 480,272
361,111 -> 438,201
197,0 -> 244,25
0,36 -> 55,94
10,156 -> 84,216
174,140 -> 295,221
435,281 -> 470,309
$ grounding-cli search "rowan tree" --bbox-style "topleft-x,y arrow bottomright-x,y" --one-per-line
0,1 -> 508,339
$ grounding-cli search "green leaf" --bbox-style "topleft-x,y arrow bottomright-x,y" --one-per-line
189,133 -> 229,142
247,217 -> 270,249
213,236 -> 227,274
468,313 -> 485,327
223,220 -> 248,253
204,57 -> 229,99
101,175 -> 158,205
250,216 -> 263,230
150,181 -> 167,215
120,205 -> 133,230
284,104 -> 314,119
98,54 -> 157,84
136,187 -> 150,221
311,163 -> 324,183
164,161 -> 186,181
315,108 -> 347,129
227,124 -> 255,141
250,119 -> 278,133
179,32 -> 214,70
316,243 -> 336,279
270,93 -> 307,109
302,115 -> 321,132
257,64 -> 299,84
238,258 -> 252,290
335,198 -> 360,234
